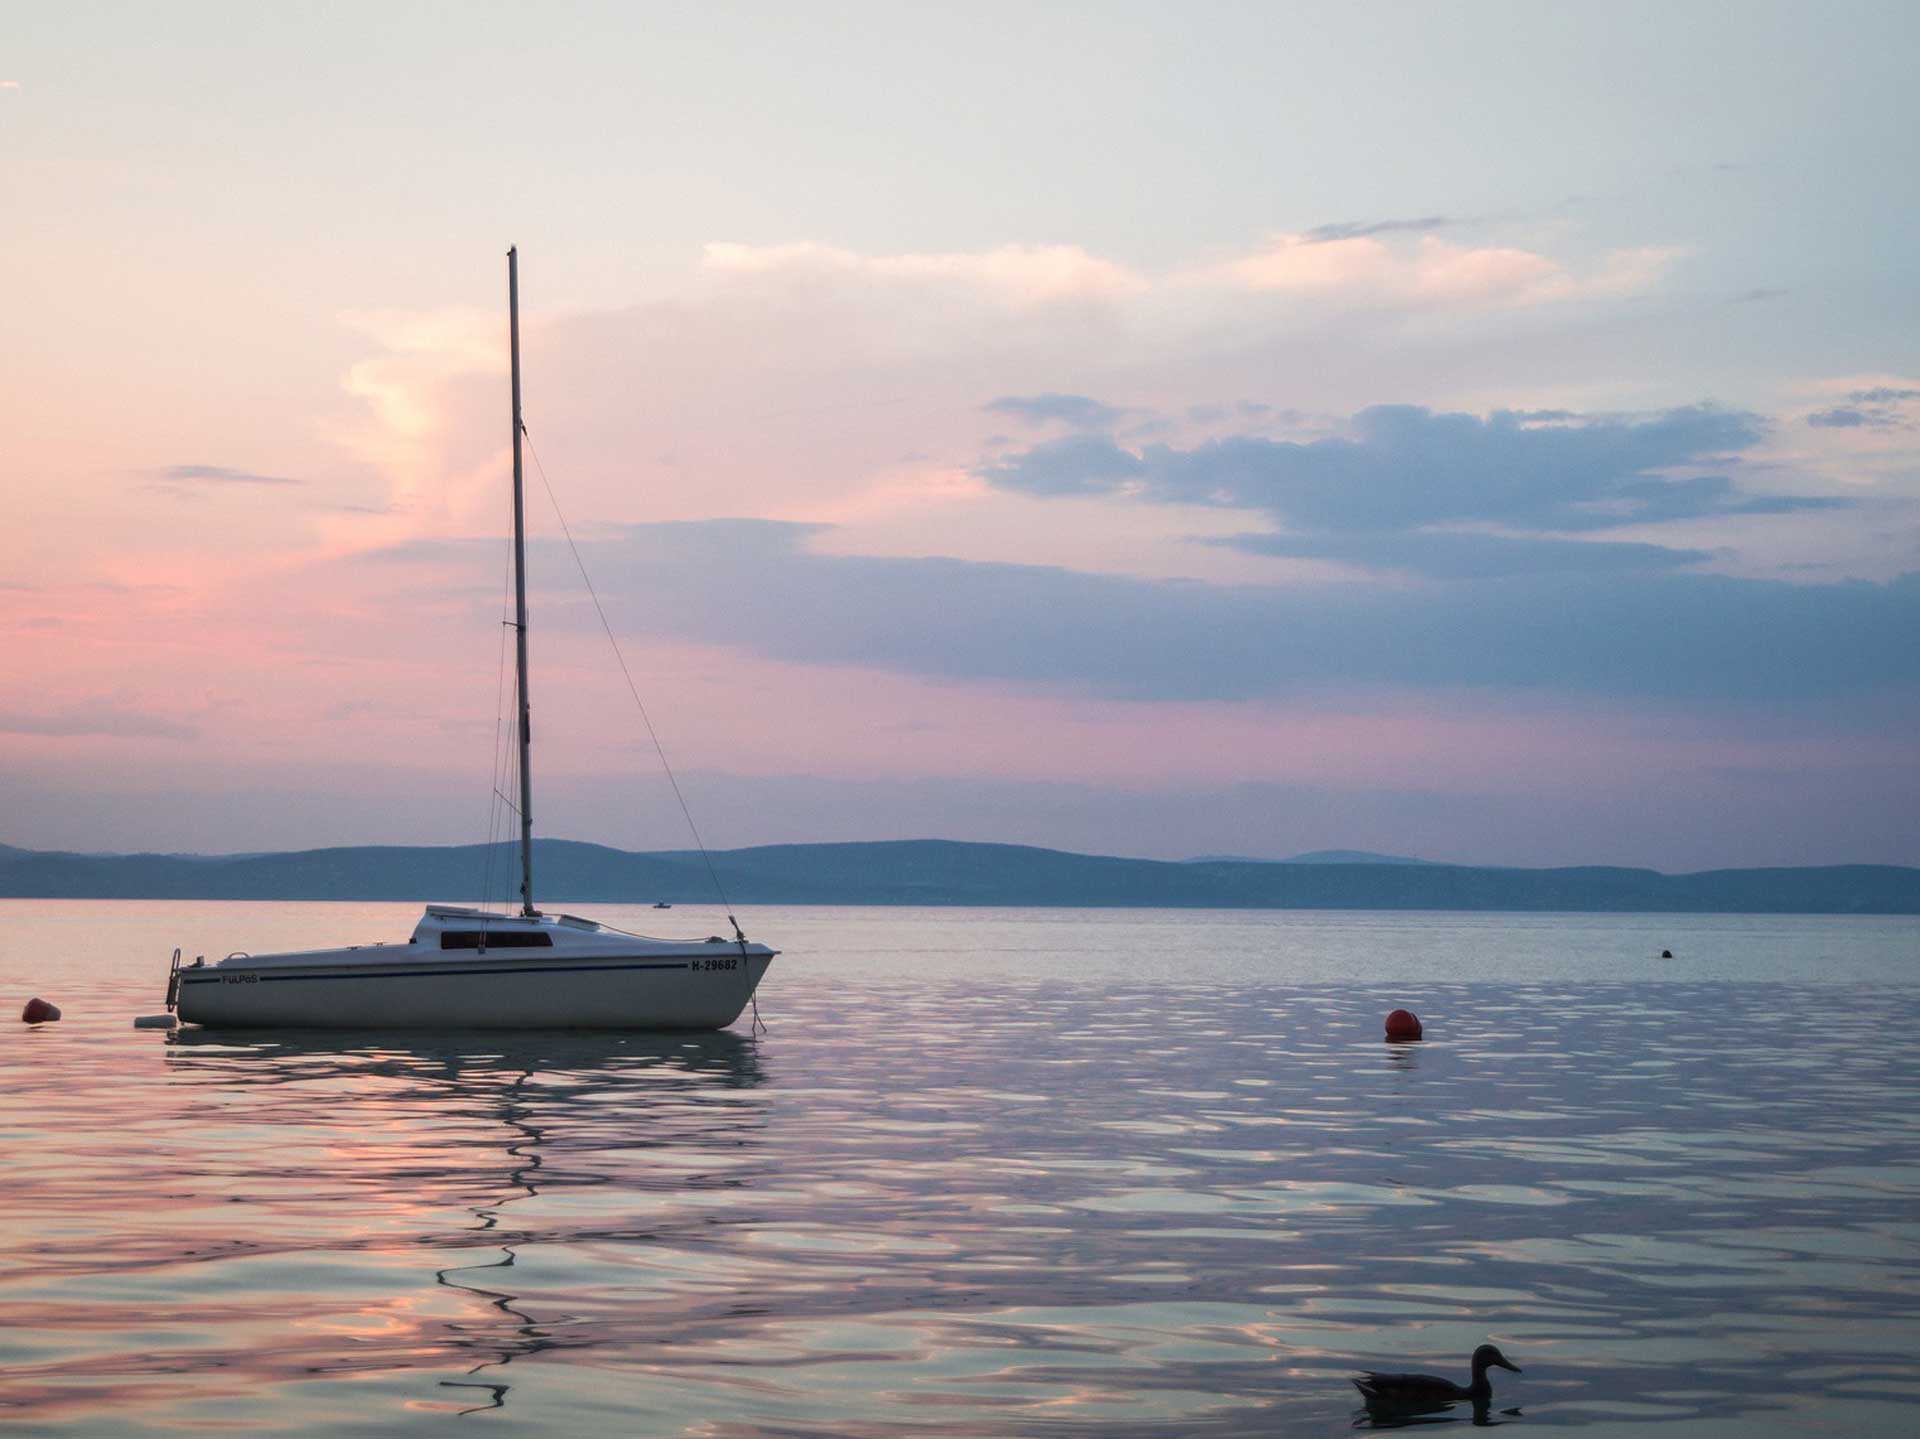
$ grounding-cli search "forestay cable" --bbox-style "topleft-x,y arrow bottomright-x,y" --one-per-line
518,426 -> 762,1030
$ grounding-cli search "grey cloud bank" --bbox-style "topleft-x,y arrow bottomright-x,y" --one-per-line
980,404 -> 1835,535
1219,531 -> 1712,579
1807,389 -> 1918,430
984,393 -> 1126,429
1302,215 -> 1452,243
155,464 -> 301,486
0,702 -> 197,740
1808,408 -> 1883,429
452,520 -> 1920,708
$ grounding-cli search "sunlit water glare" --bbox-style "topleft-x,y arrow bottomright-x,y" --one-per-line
2,902 -> 1917,1436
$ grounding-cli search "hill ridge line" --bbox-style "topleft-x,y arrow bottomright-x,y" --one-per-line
2,838 -> 1915,913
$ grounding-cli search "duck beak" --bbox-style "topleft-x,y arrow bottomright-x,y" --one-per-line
1497,1358 -> 1522,1373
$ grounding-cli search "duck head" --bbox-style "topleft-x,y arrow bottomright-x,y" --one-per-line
1471,1343 -> 1521,1378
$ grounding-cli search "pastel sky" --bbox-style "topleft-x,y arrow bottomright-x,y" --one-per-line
3,2 -> 1917,869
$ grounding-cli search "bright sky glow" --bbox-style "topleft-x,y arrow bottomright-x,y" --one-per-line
2,3 -> 1916,867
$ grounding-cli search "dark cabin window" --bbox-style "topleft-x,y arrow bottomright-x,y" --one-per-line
440,930 -> 553,950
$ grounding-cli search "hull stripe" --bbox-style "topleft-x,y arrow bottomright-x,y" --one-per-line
179,959 -> 708,985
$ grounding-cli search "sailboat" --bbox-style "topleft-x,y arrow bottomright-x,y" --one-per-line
167,249 -> 776,1031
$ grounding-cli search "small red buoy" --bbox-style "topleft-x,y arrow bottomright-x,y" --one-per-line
21,997 -> 62,1024
1384,1008 -> 1422,1042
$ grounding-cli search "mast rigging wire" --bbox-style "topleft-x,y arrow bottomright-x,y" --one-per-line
480,525 -> 516,912
519,424 -> 753,953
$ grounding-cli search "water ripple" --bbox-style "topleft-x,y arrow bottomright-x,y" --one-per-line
2,906 -> 1918,1434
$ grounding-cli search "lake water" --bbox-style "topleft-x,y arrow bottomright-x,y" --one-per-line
2,901 -> 1918,1436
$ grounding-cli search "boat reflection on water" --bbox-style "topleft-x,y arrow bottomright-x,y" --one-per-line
162,1024 -> 766,1087
160,1027 -> 767,1417
432,1069 -> 546,1418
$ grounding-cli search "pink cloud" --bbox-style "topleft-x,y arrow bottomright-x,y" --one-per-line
701,241 -> 1145,302
1215,233 -> 1680,308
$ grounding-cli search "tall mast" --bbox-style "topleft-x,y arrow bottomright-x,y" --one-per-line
508,246 -> 535,916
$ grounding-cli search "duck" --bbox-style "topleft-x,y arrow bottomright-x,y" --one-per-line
1353,1343 -> 1521,1407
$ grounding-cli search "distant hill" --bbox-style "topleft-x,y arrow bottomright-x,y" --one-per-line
1167,849 -> 1428,860
1284,849 -> 1432,866
1184,849 -> 1430,865
1,838 -> 1915,914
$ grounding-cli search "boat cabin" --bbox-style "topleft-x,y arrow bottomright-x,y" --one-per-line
409,905 -> 609,952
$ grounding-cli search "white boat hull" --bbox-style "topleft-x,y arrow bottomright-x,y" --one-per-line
176,947 -> 773,1031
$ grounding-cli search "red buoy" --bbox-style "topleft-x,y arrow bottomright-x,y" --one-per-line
21,997 -> 62,1024
1384,1008 -> 1422,1042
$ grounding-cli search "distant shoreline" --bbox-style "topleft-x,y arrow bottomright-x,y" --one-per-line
3,838 -> 1916,915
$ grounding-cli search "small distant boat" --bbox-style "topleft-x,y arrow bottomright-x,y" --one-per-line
654,901 -> 672,909
167,250 -> 775,1031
